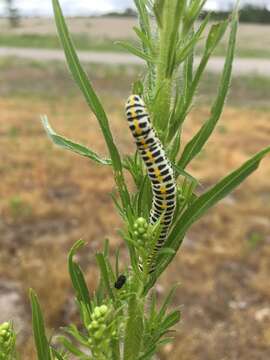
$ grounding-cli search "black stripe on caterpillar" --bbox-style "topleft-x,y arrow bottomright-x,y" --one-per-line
125,95 -> 177,273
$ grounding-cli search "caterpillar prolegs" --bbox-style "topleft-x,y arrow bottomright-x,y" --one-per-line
125,95 -> 177,272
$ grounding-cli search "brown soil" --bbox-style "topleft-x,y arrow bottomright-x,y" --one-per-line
0,69 -> 270,359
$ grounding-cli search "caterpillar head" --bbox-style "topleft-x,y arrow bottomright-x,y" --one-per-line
126,94 -> 145,109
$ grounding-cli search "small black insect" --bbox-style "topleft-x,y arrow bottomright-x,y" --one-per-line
114,274 -> 127,289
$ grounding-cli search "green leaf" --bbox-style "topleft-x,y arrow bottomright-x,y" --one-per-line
29,289 -> 52,360
157,285 -> 178,323
52,0 -> 122,172
157,247 -> 175,256
96,253 -> 115,303
175,13 -> 210,65
41,116 -> 112,166
178,15 -> 237,169
204,20 -> 229,56
153,0 -> 165,28
167,146 -> 270,264
58,336 -> 86,357
124,294 -> 144,360
134,0 -> 152,40
64,324 -> 89,347
111,337 -> 121,360
68,241 -> 92,317
51,348 -> 66,360
132,79 -> 144,96
168,20 -> 229,142
172,164 -> 198,184
134,26 -> 155,56
160,310 -> 181,331
138,346 -> 156,360
116,41 -> 154,62
184,0 -> 207,34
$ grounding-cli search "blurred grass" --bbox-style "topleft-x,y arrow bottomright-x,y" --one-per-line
0,33 -> 128,52
0,57 -> 269,110
1,33 -> 270,59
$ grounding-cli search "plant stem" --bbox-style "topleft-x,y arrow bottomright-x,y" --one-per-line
154,0 -> 185,138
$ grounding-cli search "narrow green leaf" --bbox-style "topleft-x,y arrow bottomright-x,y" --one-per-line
58,336 -> 86,357
172,164 -> 198,184
41,116 -> 112,166
132,79 -> 144,96
184,0 -> 207,34
153,0 -> 165,28
116,41 -> 154,62
136,175 -> 151,218
160,310 -> 181,331
96,253 -> 115,303
29,289 -> 52,360
157,247 -> 175,256
138,346 -> 156,360
51,349 -> 66,360
134,0 -> 151,41
64,324 -> 89,347
178,15 -> 237,169
168,146 -> 270,263
68,241 -> 92,314
52,0 -> 122,172
175,13 -> 210,65
205,20 -> 229,56
168,20 -> 229,141
157,285 -> 178,323
133,27 -> 154,54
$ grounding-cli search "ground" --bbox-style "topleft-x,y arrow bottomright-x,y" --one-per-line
1,17 -> 270,58
0,58 -> 270,359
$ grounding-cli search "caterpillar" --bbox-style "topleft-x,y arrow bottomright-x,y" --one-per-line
125,95 -> 177,272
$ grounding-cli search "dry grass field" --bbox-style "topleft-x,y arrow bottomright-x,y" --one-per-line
0,57 -> 270,359
0,17 -> 270,57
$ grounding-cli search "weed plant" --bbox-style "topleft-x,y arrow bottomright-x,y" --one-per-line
2,0 -> 269,359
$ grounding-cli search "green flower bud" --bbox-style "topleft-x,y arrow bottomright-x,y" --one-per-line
99,305 -> 108,315
137,217 -> 147,226
0,330 -> 6,337
138,227 -> 145,234
91,320 -> 99,329
99,324 -> 106,332
0,322 -> 15,359
0,323 -> 9,331
94,307 -> 102,319
94,330 -> 103,340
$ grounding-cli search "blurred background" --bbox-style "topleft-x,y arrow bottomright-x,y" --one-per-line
0,0 -> 270,359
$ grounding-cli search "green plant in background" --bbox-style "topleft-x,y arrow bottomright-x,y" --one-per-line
4,0 -> 270,359
0,322 -> 16,359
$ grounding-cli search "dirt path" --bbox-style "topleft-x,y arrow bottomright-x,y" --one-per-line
0,46 -> 269,76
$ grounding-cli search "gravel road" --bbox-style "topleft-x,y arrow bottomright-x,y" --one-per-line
0,46 -> 269,76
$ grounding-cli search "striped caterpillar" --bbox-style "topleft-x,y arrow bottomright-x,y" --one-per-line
125,95 -> 177,272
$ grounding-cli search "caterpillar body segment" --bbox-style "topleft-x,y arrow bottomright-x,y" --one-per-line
125,95 -> 177,272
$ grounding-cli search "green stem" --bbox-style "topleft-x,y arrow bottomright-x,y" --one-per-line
154,0 -> 185,137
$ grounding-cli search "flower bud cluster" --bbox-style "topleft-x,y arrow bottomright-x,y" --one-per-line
87,305 -> 110,344
133,217 -> 150,247
0,322 -> 15,359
